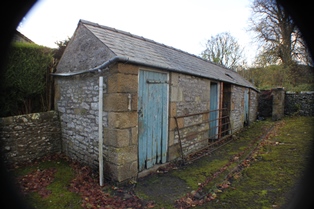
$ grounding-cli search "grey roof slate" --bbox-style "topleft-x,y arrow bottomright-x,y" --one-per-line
80,19 -> 256,90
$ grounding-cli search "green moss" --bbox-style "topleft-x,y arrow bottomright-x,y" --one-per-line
260,190 -> 268,196
204,116 -> 313,209
172,159 -> 229,190
15,159 -> 82,209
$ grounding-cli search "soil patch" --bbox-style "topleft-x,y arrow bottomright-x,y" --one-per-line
135,174 -> 191,205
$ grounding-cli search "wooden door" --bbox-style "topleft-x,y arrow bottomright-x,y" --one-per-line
138,70 -> 168,171
244,89 -> 249,126
209,82 -> 219,140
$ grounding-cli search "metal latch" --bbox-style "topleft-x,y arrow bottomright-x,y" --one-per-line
146,79 -> 169,84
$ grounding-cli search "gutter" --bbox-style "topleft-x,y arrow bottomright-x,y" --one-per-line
51,56 -> 128,77
51,55 -> 213,78
51,56 -> 258,91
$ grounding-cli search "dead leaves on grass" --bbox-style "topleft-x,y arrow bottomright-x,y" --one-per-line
17,167 -> 57,198
14,156 -> 144,209
67,161 -> 143,209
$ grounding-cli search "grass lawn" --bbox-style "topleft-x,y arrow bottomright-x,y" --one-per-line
201,116 -> 314,209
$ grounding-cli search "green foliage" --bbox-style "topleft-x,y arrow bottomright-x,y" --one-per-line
0,42 -> 54,117
238,64 -> 314,91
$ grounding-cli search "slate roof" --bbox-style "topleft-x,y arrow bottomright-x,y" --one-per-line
80,19 -> 256,90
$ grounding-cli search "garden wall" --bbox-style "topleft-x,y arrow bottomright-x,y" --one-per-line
258,90 -> 314,118
0,110 -> 61,165
285,91 -> 314,116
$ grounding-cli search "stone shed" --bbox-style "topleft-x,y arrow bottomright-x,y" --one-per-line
53,19 -> 258,182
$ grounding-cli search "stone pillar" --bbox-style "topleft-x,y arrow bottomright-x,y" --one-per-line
272,88 -> 285,121
104,64 -> 139,182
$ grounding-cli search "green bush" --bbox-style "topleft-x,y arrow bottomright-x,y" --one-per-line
240,64 -> 314,92
0,42 -> 54,117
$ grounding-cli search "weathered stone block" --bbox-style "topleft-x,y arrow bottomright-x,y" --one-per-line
105,160 -> 138,182
168,130 -> 175,146
106,145 -> 137,165
131,93 -> 138,111
107,73 -> 138,93
169,102 -> 177,117
108,111 -> 138,128
130,127 -> 138,145
111,63 -> 139,75
171,72 -> 179,86
104,128 -> 130,147
104,93 -> 128,111
168,144 -> 181,161
177,118 -> 184,129
104,93 -> 138,111
169,118 -> 176,131
171,86 -> 183,102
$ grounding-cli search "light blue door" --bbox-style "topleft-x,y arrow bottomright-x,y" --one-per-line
209,82 -> 219,139
244,89 -> 249,125
138,70 -> 168,171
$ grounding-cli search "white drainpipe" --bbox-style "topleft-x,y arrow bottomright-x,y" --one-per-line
98,76 -> 104,186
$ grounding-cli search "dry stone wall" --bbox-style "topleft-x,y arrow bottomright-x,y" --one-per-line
257,90 -> 314,118
0,111 -> 61,165
285,91 -> 314,116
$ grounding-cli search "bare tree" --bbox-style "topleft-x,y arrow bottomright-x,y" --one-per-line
201,32 -> 246,70
54,37 -> 71,60
249,0 -> 311,66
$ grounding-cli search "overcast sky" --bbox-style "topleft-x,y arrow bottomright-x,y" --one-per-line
17,0 -> 257,64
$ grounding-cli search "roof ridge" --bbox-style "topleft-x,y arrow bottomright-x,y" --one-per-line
67,19 -> 256,90
80,19 -> 238,75
79,19 -> 226,67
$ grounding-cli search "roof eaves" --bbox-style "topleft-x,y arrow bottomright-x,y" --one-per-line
79,19 -> 258,91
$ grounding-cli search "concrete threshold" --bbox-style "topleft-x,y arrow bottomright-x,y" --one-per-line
137,162 -> 170,179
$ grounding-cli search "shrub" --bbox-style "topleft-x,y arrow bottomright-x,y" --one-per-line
0,42 -> 54,117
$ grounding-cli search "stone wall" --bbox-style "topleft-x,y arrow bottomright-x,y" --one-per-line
54,73 -> 108,168
229,86 -> 258,131
249,89 -> 258,123
55,63 -> 140,182
285,91 -> 314,116
257,90 -> 314,118
0,111 -> 61,165
230,85 -> 245,132
103,63 -> 139,182
169,72 -> 211,158
272,88 -> 285,120
169,73 -> 258,158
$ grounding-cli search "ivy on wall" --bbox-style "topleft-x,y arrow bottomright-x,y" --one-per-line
0,42 -> 54,117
